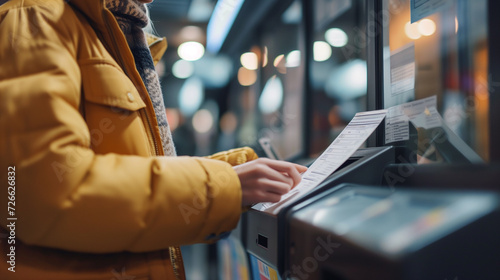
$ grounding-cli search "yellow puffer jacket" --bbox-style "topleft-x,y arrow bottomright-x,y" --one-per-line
0,0 -> 257,279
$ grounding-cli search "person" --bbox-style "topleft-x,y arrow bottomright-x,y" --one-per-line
0,0 -> 306,279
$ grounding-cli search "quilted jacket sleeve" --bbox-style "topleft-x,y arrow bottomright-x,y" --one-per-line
0,2 -> 243,253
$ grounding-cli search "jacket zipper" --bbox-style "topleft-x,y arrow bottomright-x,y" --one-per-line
101,10 -> 161,157
169,247 -> 185,280
100,8 -> 185,280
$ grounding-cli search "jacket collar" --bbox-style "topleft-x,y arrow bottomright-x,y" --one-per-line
66,0 -> 167,61
66,0 -> 107,30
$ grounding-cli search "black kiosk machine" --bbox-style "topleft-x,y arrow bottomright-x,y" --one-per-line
244,0 -> 399,278
211,0 -> 500,279
243,0 -> 500,279
246,110 -> 395,279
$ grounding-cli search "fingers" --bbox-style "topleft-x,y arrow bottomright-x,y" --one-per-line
294,163 -> 308,173
257,167 -> 295,188
241,185 -> 283,205
235,158 -> 308,206
257,177 -> 292,195
254,158 -> 307,187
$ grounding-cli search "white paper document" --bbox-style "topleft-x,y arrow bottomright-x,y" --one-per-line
391,63 -> 415,96
253,109 -> 388,214
387,43 -> 416,109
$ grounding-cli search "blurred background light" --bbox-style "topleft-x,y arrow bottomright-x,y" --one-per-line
202,100 -> 220,122
206,0 -> 245,53
259,75 -> 284,114
241,52 -> 259,70
262,46 -> 269,67
172,60 -> 194,79
192,109 -> 214,133
405,21 -> 422,39
273,54 -> 287,74
418,19 -> 436,36
179,77 -> 204,116
325,59 -> 367,100
313,41 -> 332,62
194,54 -> 233,88
273,54 -> 285,67
178,25 -> 205,42
187,0 -> 215,22
405,19 -> 436,40
325,28 -> 348,47
165,109 -> 181,132
237,67 -> 257,86
286,50 -> 301,68
178,41 -> 205,61
220,111 -> 238,134
281,0 -> 302,24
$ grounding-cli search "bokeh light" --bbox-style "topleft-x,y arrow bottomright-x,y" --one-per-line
172,60 -> 194,79
220,112 -> 238,134
178,41 -> 205,61
325,28 -> 348,47
259,75 -> 284,114
405,21 -> 421,39
262,46 -> 269,67
273,54 -> 287,74
418,19 -> 436,36
179,77 -> 204,116
313,41 -> 332,62
192,109 -> 214,133
238,67 -> 257,86
286,50 -> 301,68
165,109 -> 180,131
240,52 -> 259,70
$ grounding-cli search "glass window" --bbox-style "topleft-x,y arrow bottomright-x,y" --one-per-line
309,0 -> 368,156
382,0 -> 489,162
230,0 -> 306,160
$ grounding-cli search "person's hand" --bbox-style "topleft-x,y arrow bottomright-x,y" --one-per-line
233,158 -> 308,206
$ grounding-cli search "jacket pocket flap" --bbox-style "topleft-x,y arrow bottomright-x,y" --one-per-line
81,62 -> 146,111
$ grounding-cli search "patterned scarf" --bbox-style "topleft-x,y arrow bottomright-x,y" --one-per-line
105,0 -> 176,156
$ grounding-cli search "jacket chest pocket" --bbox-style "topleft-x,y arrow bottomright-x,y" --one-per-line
80,61 -> 152,156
